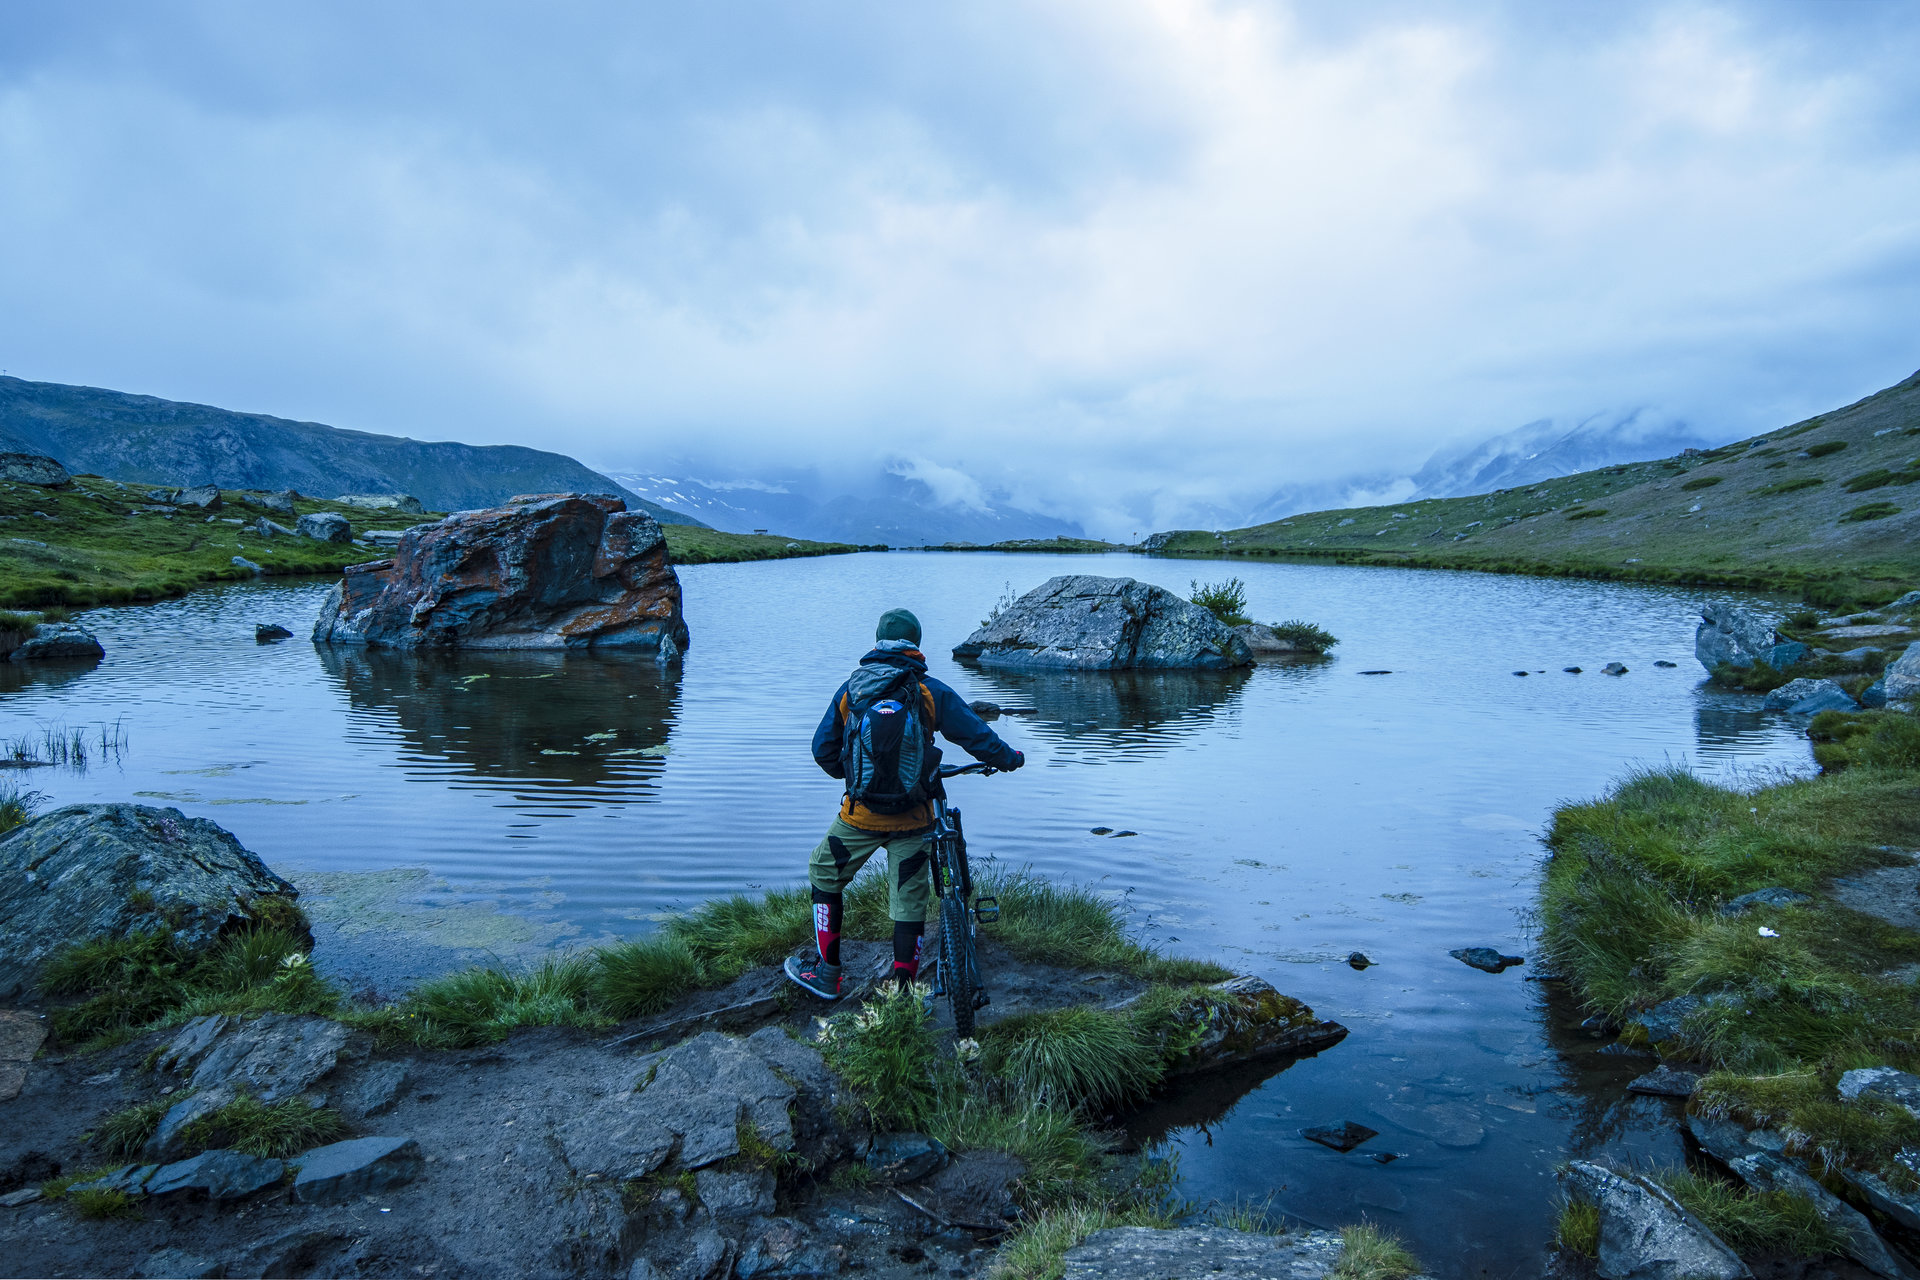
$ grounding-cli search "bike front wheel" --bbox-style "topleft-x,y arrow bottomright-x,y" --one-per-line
939,889 -> 978,1039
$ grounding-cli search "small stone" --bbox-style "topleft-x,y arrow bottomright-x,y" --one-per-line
1654,660 -> 1678,667
1450,947 -> 1524,974
693,1166 -> 775,1220
0,1188 -> 41,1208
1627,1065 -> 1702,1098
1346,952 -> 1374,970
1089,827 -> 1113,835
1564,666 -> 1583,673
254,623 -> 293,643
1602,662 -> 1629,676
231,556 -> 262,574
291,1135 -> 424,1205
1300,1121 -> 1376,1152
1719,887 -> 1811,916
867,1131 -> 949,1184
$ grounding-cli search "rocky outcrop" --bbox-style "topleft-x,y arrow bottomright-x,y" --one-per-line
311,493 -> 689,656
176,484 -> 222,511
1561,1160 -> 1749,1280
1,621 -> 103,662
336,493 -> 426,515
1695,604 -> 1779,672
0,805 -> 299,999
1062,1226 -> 1348,1279
147,1014 -> 358,1160
1886,642 -> 1920,704
0,452 -> 70,487
953,576 -> 1251,670
297,511 -> 352,543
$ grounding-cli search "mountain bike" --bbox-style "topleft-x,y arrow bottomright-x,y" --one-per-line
929,762 -> 1000,1038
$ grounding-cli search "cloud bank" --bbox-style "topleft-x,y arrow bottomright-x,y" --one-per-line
1,0 -> 1916,536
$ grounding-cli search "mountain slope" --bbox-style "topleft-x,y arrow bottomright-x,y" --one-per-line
1150,368 -> 1920,601
0,377 -> 704,525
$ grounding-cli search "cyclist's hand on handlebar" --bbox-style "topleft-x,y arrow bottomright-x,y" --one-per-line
1006,751 -> 1025,771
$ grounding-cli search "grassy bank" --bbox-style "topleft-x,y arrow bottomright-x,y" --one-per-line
0,477 -> 403,608
1147,369 -> 1920,608
925,537 -> 1131,554
1540,706 -> 1920,1234
660,525 -> 873,564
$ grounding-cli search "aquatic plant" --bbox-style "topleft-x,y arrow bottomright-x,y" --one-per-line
0,781 -> 42,835
1188,577 -> 1250,627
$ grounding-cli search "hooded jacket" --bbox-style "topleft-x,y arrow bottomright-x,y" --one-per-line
811,642 -> 1021,832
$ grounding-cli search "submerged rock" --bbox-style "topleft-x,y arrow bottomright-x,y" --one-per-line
4,621 -> 104,662
952,575 -> 1252,670
1062,1226 -> 1347,1280
1300,1120 -> 1377,1152
1626,1066 -> 1701,1098
1603,662 -> 1629,676
0,804 -> 299,1000
0,451 -> 70,487
1561,1160 -> 1749,1280
255,623 -> 293,642
1450,947 -> 1524,974
312,493 -> 688,657
1696,604 -> 1779,672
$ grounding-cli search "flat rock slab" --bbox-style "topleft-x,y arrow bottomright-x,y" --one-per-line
0,803 -> 298,1000
866,1132 -> 949,1184
0,1010 -> 46,1102
1839,1066 -> 1920,1120
145,1149 -> 286,1202
912,1150 -> 1024,1229
1719,887 -> 1810,916
1562,1160 -> 1749,1280
1627,1066 -> 1702,1098
188,1013 -> 352,1103
1062,1226 -> 1346,1279
133,1249 -> 224,1279
291,1135 -> 423,1205
1371,1100 -> 1484,1149
558,1030 -> 808,1179
1300,1121 -> 1378,1152
1831,863 -> 1920,935
693,1167 -> 775,1220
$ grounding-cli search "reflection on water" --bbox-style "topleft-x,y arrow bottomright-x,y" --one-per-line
963,666 -> 1253,755
0,553 -> 1814,1277
320,647 -> 678,792
0,655 -> 100,696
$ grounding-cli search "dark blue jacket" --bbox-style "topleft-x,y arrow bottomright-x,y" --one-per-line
812,644 -> 1020,831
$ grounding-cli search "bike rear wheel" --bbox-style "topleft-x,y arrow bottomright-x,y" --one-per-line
939,888 -> 978,1039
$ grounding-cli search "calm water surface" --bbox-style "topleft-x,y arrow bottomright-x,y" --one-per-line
1,553 -> 1810,1276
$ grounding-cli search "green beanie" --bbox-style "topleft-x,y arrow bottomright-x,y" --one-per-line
876,608 -> 922,645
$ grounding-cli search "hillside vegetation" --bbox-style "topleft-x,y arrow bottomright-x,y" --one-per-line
1151,368 -> 1920,605
0,475 -> 859,608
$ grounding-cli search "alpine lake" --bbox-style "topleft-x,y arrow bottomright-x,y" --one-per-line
1,550 -> 1812,1277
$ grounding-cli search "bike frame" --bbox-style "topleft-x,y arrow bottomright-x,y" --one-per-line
928,763 -> 997,1033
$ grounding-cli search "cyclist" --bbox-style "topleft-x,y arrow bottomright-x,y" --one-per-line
784,607 -> 1024,1000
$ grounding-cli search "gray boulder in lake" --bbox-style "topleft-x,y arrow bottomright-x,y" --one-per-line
1695,603 -> 1778,672
0,451 -> 71,487
2,620 -> 103,662
953,575 -> 1252,670
0,804 -> 299,999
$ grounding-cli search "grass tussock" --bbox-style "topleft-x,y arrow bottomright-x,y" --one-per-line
0,780 -> 41,835
39,917 -> 332,1048
94,1098 -> 172,1160
1694,1072 -> 1920,1179
1555,1200 -> 1601,1258
349,955 -> 612,1050
1651,1168 -> 1844,1258
1808,710 -> 1920,773
979,1006 -> 1167,1112
1331,1224 -> 1421,1280
179,1094 -> 346,1160
71,1187 -> 141,1220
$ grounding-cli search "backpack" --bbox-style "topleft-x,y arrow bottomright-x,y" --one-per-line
842,663 -> 933,814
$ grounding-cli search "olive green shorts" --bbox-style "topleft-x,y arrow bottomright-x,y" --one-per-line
807,817 -> 934,924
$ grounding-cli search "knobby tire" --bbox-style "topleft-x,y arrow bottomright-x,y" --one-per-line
940,888 -> 977,1039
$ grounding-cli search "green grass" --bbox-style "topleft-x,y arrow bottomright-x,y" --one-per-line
70,1187 -> 141,1220
1331,1224 -> 1421,1280
1555,1200 -> 1600,1258
94,1098 -> 172,1159
1808,710 -> 1920,772
39,919 -> 333,1047
1651,1168 -> 1844,1257
660,526 -> 867,564
1566,507 -> 1608,520
1682,476 -> 1725,491
349,955 -> 611,1050
989,1201 -> 1180,1280
0,780 -> 41,835
1841,502 -> 1901,523
979,1006 -> 1167,1112
1189,578 -> 1250,627
1805,441 -> 1849,459
179,1094 -> 347,1159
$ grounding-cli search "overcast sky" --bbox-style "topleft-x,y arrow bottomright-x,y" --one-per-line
2,1 -> 1917,535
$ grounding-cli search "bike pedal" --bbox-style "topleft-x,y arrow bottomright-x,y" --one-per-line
973,896 -> 1000,923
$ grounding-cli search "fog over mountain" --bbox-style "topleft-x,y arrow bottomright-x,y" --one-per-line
2,3 -> 1916,542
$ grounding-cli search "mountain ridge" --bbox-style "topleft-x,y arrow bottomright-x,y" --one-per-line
0,377 -> 704,526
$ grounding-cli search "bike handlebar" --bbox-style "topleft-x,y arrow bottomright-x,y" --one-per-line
937,763 -> 998,778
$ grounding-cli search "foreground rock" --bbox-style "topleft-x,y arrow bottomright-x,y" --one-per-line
147,1014 -> 357,1160
0,452 -> 70,487
1762,677 -> 1859,713
1562,1160 -> 1749,1280
1063,1226 -> 1349,1279
1695,604 -> 1781,672
0,620 -> 103,662
312,493 -> 689,656
954,575 -> 1252,669
292,1136 -> 424,1205
1886,642 -> 1920,704
0,804 -> 299,999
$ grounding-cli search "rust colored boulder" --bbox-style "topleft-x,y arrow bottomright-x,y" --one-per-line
311,493 -> 689,657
